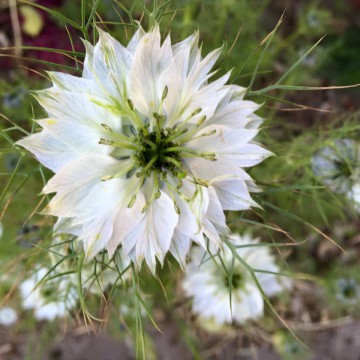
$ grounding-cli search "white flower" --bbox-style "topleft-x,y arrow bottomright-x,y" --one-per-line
0,307 -> 18,326
0,221 -> 3,238
347,183 -> 360,212
183,233 -> 289,326
19,267 -> 77,321
17,25 -> 271,273
312,139 -> 360,194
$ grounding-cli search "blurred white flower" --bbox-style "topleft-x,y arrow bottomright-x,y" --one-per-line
0,307 -> 18,326
19,267 -> 77,321
17,25 -> 271,273
347,183 -> 360,212
312,139 -> 360,194
0,221 -> 3,238
183,233 -> 290,326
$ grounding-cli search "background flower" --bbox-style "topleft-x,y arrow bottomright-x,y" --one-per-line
312,138 -> 360,195
0,307 -> 18,327
182,233 -> 290,326
20,267 -> 77,321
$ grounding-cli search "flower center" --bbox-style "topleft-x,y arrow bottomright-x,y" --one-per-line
338,278 -> 358,300
334,159 -> 352,178
132,128 -> 183,176
224,272 -> 243,289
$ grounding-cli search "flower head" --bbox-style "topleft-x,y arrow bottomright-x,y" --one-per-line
312,139 -> 360,194
18,25 -> 271,273
20,267 -> 77,321
0,307 -> 18,326
182,233 -> 289,326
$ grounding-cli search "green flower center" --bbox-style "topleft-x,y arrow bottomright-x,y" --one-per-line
133,128 -> 183,176
224,272 -> 243,289
340,281 -> 357,299
334,159 -> 352,178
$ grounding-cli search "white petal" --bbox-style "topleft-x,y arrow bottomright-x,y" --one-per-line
66,177 -> 144,260
211,177 -> 259,210
201,187 -> 228,247
209,99 -> 262,128
82,39 -> 95,79
43,155 -> 123,195
185,156 -> 251,180
187,181 -> 209,235
129,25 -> 173,115
225,143 -> 273,167
167,176 -> 203,237
97,29 -> 133,100
60,178 -> 142,259
124,189 -> 178,273
171,31 -> 200,77
187,124 -> 258,153
184,72 -> 230,121
17,130 -> 79,172
54,217 -> 81,236
234,284 -> 264,323
127,25 -> 146,54
186,46 -> 222,91
81,209 -> 118,259
47,71 -> 99,95
168,72 -> 231,127
35,90 -> 121,131
37,118 -> 114,157
106,192 -> 146,257
169,229 -> 191,270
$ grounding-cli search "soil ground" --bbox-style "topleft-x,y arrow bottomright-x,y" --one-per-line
2,319 -> 360,359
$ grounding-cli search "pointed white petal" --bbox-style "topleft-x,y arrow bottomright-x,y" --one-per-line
54,217 -> 81,236
185,156 -> 251,180
35,90 -> 121,132
82,39 -> 95,79
47,71 -> 99,95
97,29 -> 133,99
168,72 -> 231,127
187,124 -> 258,153
106,191 -> 146,257
43,155 -> 123,195
187,46 -> 222,91
169,230 -> 191,270
234,284 -> 264,322
37,118 -> 114,157
209,99 -> 262,128
172,31 -> 200,76
211,177 -> 259,210
226,143 -> 273,167
166,177 -> 203,237
17,130 -> 79,172
124,189 -> 178,273
127,25 -> 146,54
129,25 -> 173,115
201,186 -> 228,247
